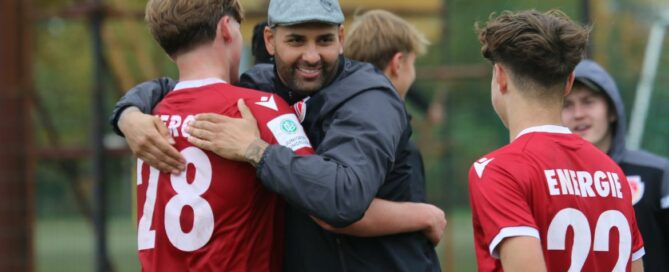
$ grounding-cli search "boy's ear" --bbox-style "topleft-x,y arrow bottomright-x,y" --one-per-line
494,64 -> 509,94
386,52 -> 404,77
564,72 -> 575,97
218,16 -> 233,42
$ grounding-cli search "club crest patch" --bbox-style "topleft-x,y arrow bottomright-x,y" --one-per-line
293,97 -> 309,123
626,175 -> 644,205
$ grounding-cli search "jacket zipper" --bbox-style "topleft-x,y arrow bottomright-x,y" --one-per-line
336,236 -> 347,272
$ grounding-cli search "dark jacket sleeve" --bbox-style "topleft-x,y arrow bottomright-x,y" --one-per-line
257,89 -> 407,227
109,77 -> 176,136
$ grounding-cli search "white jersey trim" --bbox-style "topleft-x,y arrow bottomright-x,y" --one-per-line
174,78 -> 227,91
489,226 -> 540,259
515,125 -> 572,139
632,247 -> 645,261
661,195 -> 669,209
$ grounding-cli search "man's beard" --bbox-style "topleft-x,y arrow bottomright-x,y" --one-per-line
275,53 -> 339,94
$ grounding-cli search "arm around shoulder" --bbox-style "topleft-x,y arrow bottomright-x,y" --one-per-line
312,198 -> 446,244
110,77 -> 176,136
258,89 -> 408,227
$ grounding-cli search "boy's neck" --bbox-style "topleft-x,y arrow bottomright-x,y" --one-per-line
507,96 -> 564,142
175,46 -> 229,82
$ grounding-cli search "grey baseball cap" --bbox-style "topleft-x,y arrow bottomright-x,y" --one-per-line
268,0 -> 345,27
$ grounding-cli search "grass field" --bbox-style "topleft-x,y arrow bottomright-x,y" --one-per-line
36,209 -> 476,272
36,217 -> 140,272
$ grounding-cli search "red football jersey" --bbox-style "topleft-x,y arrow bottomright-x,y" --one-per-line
136,78 -> 314,272
468,125 -> 644,271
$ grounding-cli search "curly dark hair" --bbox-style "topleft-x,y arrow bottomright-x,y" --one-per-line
476,9 -> 590,92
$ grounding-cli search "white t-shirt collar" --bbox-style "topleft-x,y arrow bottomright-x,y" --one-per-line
515,125 -> 572,139
174,78 -> 227,91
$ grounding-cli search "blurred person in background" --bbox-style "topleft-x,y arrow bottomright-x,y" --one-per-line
110,0 -> 445,271
342,9 -> 431,211
562,59 -> 669,272
470,9 -> 644,271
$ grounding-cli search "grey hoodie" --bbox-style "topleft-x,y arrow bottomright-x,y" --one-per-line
574,59 -> 669,271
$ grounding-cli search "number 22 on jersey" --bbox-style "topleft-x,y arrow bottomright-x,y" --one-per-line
547,208 -> 631,272
137,147 -> 214,252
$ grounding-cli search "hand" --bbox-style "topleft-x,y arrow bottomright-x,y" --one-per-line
187,99 -> 266,164
421,203 -> 447,246
118,107 -> 185,174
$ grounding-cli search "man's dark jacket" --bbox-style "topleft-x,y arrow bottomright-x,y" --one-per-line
110,57 -> 440,272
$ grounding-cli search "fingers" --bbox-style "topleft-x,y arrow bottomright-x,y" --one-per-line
188,120 -> 218,131
154,116 -> 175,145
137,145 -> 181,174
188,127 -> 215,141
145,137 -> 184,173
195,113 -> 227,123
237,99 -> 256,121
153,139 -> 186,167
188,136 -> 215,153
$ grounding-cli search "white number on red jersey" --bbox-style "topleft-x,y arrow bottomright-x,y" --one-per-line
547,208 -> 631,272
137,147 -> 214,252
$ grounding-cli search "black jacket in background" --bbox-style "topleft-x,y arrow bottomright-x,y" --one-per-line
109,58 -> 440,272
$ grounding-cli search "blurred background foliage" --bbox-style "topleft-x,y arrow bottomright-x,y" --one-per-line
31,0 -> 669,271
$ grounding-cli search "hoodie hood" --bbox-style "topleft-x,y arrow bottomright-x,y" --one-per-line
573,59 -> 627,162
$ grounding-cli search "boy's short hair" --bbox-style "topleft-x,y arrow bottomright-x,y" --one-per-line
145,0 -> 244,56
345,10 -> 429,70
476,10 -> 589,93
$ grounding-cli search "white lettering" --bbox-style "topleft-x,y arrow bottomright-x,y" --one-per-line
593,171 -> 610,197
545,170 -> 560,195
545,169 -> 624,200
612,173 -> 623,199
576,171 -> 596,197
569,170 -> 581,196
181,115 -> 195,138
557,169 -> 575,195
157,115 -> 195,138
168,115 -> 182,137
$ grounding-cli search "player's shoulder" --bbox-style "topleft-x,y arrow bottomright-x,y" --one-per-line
222,85 -> 291,114
518,131 -> 584,153
222,84 -> 270,100
469,145 -> 530,180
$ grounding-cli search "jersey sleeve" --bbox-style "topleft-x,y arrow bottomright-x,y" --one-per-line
468,156 -> 539,259
630,214 -> 646,261
244,95 -> 314,156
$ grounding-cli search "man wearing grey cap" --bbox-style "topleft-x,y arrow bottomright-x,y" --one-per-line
110,0 -> 443,271
562,59 -> 669,272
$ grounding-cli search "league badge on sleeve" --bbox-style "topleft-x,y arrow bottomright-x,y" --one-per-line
626,175 -> 644,205
267,114 -> 312,151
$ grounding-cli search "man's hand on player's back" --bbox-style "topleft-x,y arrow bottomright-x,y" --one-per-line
187,99 -> 265,165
